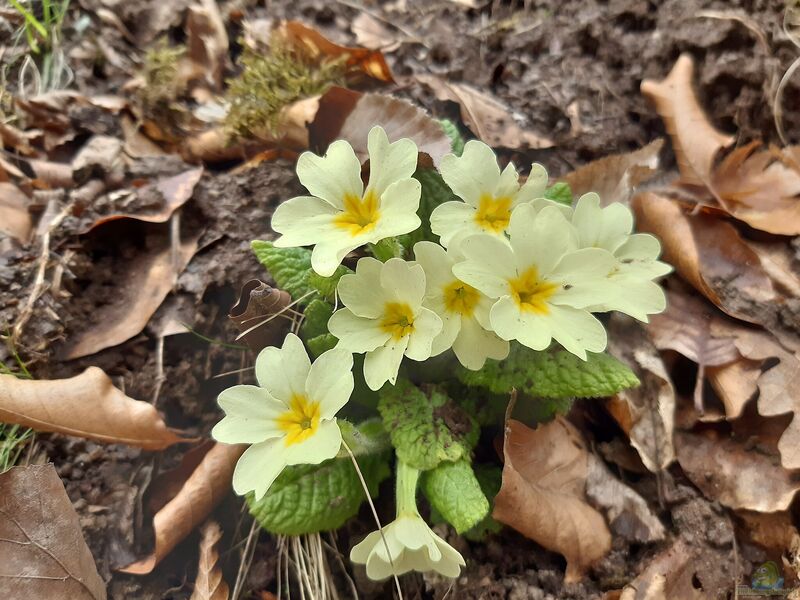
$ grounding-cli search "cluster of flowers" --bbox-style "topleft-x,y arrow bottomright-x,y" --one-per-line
213,127 -> 670,580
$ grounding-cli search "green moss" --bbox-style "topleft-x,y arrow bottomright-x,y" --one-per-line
224,40 -> 346,140
136,40 -> 187,135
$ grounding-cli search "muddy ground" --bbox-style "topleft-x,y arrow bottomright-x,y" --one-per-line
1,0 -> 796,598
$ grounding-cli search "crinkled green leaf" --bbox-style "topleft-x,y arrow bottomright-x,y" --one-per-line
397,168 -> 458,249
544,182 -> 573,206
251,240 -> 314,303
422,459 -> 488,534
306,333 -> 337,357
247,420 -> 391,535
301,299 -> 333,339
378,379 -> 478,471
460,347 -> 639,399
308,264 -> 351,302
438,118 -> 465,156
463,464 -> 503,541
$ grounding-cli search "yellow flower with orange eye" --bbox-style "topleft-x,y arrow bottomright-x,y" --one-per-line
212,334 -> 353,500
270,126 -> 421,277
327,257 -> 443,391
430,140 -> 548,248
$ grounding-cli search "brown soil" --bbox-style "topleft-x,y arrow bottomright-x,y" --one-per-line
1,0 -> 795,598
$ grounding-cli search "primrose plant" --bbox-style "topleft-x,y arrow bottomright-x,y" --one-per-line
212,125 -> 669,582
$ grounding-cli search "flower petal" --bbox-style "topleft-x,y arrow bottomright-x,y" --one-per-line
270,196 -> 339,247
296,140 -> 363,209
414,241 -> 453,293
587,277 -> 667,322
282,418 -> 343,465
232,439 -> 286,500
515,163 -> 549,203
380,258 -> 426,308
439,140 -> 502,207
509,204 -> 577,275
212,385 -> 285,443
310,237 -> 360,278
376,178 -> 421,228
363,337 -> 409,390
405,307 -> 443,360
452,234 -> 516,298
338,257 -> 385,318
494,162 -> 521,199
572,193 -> 632,252
490,295 -> 552,351
350,530 -> 383,564
430,312 -> 461,356
306,348 -> 354,419
453,317 -> 510,370
546,305 -> 607,359
328,308 -> 392,352
366,126 -> 419,198
255,333 -> 311,403
429,200 -> 478,248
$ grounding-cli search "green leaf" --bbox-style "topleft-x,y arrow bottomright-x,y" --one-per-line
247,420 -> 391,535
369,237 -> 404,262
251,240 -> 315,303
460,347 -> 639,400
544,182 -> 573,206
421,459 -> 489,533
377,379 -> 478,471
438,118 -> 465,156
463,464 -> 503,541
308,264 -> 351,303
301,299 -> 333,339
397,168 -> 459,248
307,333 -> 337,357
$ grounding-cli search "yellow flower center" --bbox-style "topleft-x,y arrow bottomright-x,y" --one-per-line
474,193 -> 513,233
509,267 -> 558,314
443,280 -> 481,317
276,394 -> 321,446
380,302 -> 415,341
334,190 -> 380,236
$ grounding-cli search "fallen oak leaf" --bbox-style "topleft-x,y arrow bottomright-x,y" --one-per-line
191,521 -> 230,600
61,231 -> 200,359
228,279 -> 292,353
414,74 -> 554,150
641,54 -> 734,190
120,442 -> 245,574
560,139 -> 663,204
0,182 -> 32,243
675,429 -> 800,512
351,12 -> 402,52
0,367 -> 186,449
493,417 -> 611,582
310,87 -> 453,167
0,465 -> 106,599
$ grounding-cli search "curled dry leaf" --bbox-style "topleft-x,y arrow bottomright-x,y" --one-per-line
61,232 -> 200,359
607,315 -> 676,472
191,521 -> 230,600
632,192 -> 777,327
711,143 -> 800,235
277,20 -> 393,83
351,12 -> 402,52
675,429 -> 800,512
0,465 -> 106,599
560,139 -> 663,204
80,167 -> 204,232
0,182 -> 32,243
185,0 -> 230,92
736,511 -> 798,557
414,74 -> 554,150
641,54 -> 734,189
229,279 -> 292,353
0,367 -> 185,449
493,417 -> 611,582
311,87 -> 453,167
120,442 -> 245,574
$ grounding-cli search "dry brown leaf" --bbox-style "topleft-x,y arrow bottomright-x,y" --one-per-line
0,465 -> 106,599
277,20 -> 393,83
191,521 -> 230,600
706,358 -> 761,420
120,442 -> 244,574
0,367 -> 185,449
0,121 -> 39,156
352,13 -> 402,52
61,232 -> 200,359
311,88 -> 453,167
415,74 -> 554,150
607,315 -> 676,472
0,182 -> 32,243
710,143 -> 800,235
641,54 -> 734,189
633,191 -> 777,326
71,135 -> 125,186
560,139 -> 663,204
80,168 -> 204,232
736,511 -> 798,556
747,239 -> 800,299
228,279 -> 292,353
185,0 -> 229,92
121,116 -> 168,158
675,429 -> 800,512
493,417 -> 611,582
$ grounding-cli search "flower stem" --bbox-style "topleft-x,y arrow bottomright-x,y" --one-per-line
395,459 -> 420,518
369,237 -> 404,262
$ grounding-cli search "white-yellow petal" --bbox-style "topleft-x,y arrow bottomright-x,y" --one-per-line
373,178 -> 422,235
413,241 -> 453,292
545,304 -> 607,359
363,337 -> 409,390
429,311 -> 461,356
509,204 -> 577,275
270,196 -> 339,247
328,308 -> 392,352
453,317 -> 509,370
232,439 -> 286,500
405,307 -> 443,361
306,348 -> 354,419
255,333 -> 311,404
366,126 -> 419,198
282,418 -> 343,465
338,257 -> 385,318
213,385 -> 285,444
429,200 -> 478,248
489,296 -> 551,350
296,140 -> 363,209
515,163 -> 549,203
439,140 -> 502,207
380,258 -> 426,308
